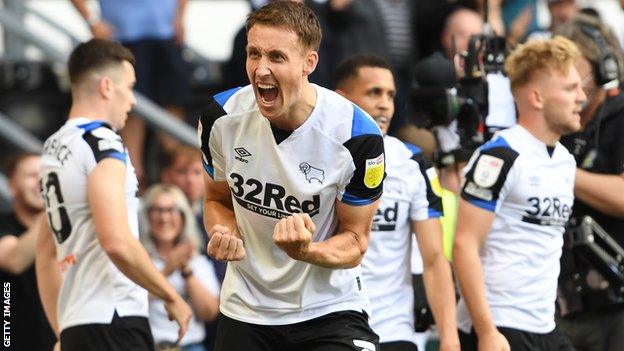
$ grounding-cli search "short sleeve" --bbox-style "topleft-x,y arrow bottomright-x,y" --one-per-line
78,122 -> 126,170
339,106 -> 385,206
409,153 -> 443,221
198,97 -> 227,180
461,138 -> 519,212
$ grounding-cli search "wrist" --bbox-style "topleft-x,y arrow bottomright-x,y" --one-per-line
86,12 -> 100,27
180,267 -> 193,279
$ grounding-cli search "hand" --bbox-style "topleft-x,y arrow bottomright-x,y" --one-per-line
164,295 -> 192,344
207,225 -> 245,261
478,329 -> 510,351
273,213 -> 316,260
163,241 -> 193,275
89,20 -> 114,40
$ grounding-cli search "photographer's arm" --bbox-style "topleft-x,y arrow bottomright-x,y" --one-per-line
574,170 -> 624,218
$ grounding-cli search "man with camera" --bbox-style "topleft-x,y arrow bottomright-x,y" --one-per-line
555,15 -> 624,351
453,36 -> 585,351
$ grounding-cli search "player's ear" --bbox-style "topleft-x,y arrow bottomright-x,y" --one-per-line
528,86 -> 544,111
303,50 -> 318,77
98,76 -> 114,100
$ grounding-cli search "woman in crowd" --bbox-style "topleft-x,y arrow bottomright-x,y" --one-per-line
142,184 -> 220,351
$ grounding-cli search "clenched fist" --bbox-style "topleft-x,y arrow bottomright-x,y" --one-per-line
273,213 -> 316,260
207,225 -> 245,261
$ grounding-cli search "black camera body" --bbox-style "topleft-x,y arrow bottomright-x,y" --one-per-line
411,33 -> 507,130
559,216 -> 624,316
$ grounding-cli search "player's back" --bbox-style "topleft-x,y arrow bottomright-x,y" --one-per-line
40,118 -> 147,332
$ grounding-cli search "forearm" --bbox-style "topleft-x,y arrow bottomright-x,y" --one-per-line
35,224 -> 60,337
303,230 -> 366,269
69,0 -> 90,21
574,169 -> 624,218
203,200 -> 238,238
36,256 -> 60,337
106,236 -> 178,303
3,222 -> 39,274
185,276 -> 219,321
422,256 -> 459,343
453,239 -> 497,336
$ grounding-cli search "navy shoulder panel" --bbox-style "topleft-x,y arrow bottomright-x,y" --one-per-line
461,136 -> 519,212
78,122 -> 126,163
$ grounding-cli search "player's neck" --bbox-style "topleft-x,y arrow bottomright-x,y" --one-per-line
274,83 -> 317,130
518,117 -> 559,147
68,100 -> 110,125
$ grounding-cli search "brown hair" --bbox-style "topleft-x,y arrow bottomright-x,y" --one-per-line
3,152 -> 39,179
505,36 -> 580,93
555,14 -> 624,82
246,1 -> 321,51
161,145 -> 203,170
68,39 -> 135,85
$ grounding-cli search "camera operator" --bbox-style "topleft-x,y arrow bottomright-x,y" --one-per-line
554,14 -> 624,351
413,8 -> 483,194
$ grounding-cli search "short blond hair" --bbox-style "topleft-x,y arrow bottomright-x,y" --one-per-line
505,36 -> 580,93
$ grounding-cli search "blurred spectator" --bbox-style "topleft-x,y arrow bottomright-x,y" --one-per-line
142,184 -> 220,351
501,0 -> 538,44
70,0 -> 190,184
529,0 -> 579,40
159,146 -> 225,351
160,145 -> 226,280
0,153 -> 56,351
324,0 -> 418,135
161,145 -> 205,212
414,7 -> 483,194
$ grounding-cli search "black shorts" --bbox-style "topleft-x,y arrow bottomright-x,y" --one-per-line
459,326 -> 575,351
122,38 -> 189,107
380,340 -> 419,351
60,312 -> 154,351
214,310 -> 380,351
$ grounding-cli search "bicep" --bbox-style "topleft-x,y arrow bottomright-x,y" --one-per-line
455,199 -> 496,246
336,199 -> 379,238
87,158 -> 128,246
412,219 -> 444,260
203,172 -> 232,206
36,219 -> 56,258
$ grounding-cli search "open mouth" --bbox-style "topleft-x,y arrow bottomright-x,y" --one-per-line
374,115 -> 389,128
257,83 -> 279,104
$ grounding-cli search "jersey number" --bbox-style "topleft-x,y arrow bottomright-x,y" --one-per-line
42,172 -> 72,243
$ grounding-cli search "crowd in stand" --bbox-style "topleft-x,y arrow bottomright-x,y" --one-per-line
1,0 -> 624,351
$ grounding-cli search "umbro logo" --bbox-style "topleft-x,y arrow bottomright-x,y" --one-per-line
234,147 -> 251,163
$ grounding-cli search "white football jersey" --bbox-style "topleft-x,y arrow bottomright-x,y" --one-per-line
198,84 -> 385,325
362,135 -> 442,343
40,118 -> 147,331
456,124 -> 576,333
